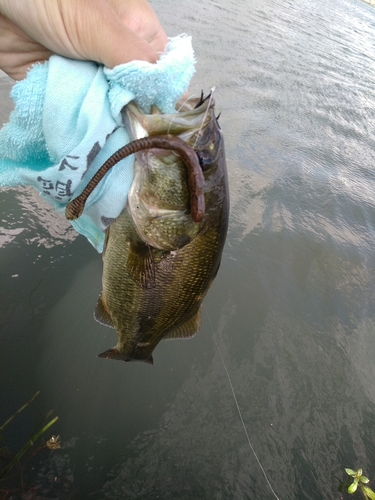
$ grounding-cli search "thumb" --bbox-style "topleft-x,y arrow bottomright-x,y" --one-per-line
62,0 -> 163,67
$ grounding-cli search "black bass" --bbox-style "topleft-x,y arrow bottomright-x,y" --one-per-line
66,93 -> 229,364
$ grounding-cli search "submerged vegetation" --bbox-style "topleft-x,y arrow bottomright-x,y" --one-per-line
0,391 -> 59,497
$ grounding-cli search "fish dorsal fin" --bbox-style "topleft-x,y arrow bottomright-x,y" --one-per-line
94,295 -> 114,328
164,307 -> 202,340
127,241 -> 156,289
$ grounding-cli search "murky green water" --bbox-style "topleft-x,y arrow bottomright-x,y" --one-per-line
1,0 -> 375,498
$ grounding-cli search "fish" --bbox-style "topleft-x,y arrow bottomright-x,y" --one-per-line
65,92 -> 229,364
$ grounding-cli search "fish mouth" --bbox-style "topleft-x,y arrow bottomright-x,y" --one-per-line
123,94 -> 215,146
98,348 -> 154,365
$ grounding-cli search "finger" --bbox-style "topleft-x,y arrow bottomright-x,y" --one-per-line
106,0 -> 168,55
63,0 -> 166,67
0,13 -> 52,79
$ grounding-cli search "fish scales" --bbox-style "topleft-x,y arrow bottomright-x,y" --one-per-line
89,94 -> 229,364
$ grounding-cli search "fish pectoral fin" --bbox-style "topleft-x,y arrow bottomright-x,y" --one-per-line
164,307 -> 202,340
127,241 -> 156,289
94,295 -> 114,328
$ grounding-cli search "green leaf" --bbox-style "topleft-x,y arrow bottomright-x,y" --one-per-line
346,468 -> 357,477
360,476 -> 370,484
362,485 -> 375,500
357,469 -> 363,477
0,391 -> 40,431
348,480 -> 358,493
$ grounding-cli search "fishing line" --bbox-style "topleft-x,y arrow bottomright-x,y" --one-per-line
166,88 -> 211,147
166,94 -> 198,136
204,305 -> 280,500
193,86 -> 216,149
177,93 -> 198,112
29,277 -> 43,317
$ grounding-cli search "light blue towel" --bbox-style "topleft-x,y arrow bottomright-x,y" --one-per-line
0,35 -> 195,252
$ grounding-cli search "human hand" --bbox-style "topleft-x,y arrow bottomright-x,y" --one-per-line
0,0 -> 168,80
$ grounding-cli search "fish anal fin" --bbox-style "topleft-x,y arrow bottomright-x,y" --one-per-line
98,348 -> 153,365
127,240 -> 156,289
102,227 -> 110,257
164,307 -> 202,340
94,295 -> 114,328
98,348 -> 121,360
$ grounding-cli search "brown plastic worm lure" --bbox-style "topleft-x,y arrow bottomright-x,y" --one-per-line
65,135 -> 205,223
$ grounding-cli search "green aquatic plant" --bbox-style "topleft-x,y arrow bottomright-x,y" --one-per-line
0,391 -> 59,485
339,468 -> 375,499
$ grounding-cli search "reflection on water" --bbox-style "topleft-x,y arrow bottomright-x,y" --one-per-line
1,0 -> 375,497
0,187 -> 76,249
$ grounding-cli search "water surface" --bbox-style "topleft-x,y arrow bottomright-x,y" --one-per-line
1,0 -> 375,498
